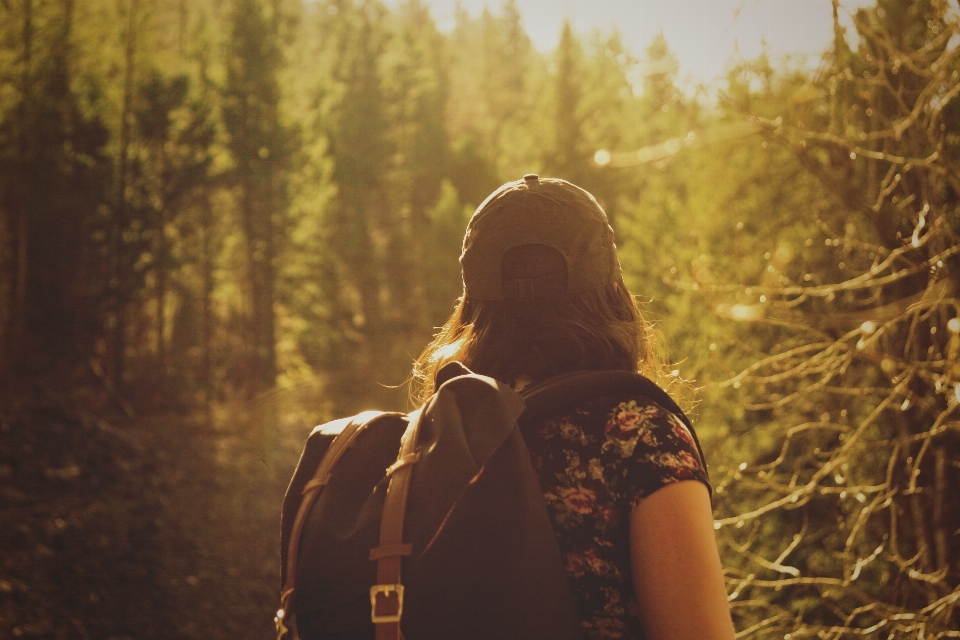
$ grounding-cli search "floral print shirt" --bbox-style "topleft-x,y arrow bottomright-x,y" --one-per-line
522,394 -> 710,640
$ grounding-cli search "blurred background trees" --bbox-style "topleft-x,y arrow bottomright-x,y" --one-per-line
0,0 -> 957,637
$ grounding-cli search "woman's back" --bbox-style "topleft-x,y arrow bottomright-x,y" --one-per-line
414,174 -> 734,639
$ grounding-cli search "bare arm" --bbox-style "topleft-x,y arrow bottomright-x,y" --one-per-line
630,480 -> 735,640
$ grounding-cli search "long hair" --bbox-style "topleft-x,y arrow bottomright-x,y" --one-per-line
411,278 -> 671,406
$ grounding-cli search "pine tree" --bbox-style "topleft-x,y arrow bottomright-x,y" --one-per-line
125,69 -> 214,388
0,0 -> 111,379
223,0 -> 291,395
385,0 -> 450,332
545,22 -> 591,186
312,0 -> 398,410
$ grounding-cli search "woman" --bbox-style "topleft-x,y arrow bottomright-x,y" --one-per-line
412,175 -> 735,640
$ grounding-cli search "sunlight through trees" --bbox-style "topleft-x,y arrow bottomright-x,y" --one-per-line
0,0 -> 958,637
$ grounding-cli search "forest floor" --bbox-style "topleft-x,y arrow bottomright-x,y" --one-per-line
0,380 -> 298,640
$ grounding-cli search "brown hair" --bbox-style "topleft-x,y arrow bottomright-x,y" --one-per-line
411,278 -> 670,406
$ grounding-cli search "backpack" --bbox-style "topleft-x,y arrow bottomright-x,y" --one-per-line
277,364 -> 705,640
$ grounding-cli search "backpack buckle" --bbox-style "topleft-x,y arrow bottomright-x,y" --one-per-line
274,608 -> 290,639
370,584 -> 404,623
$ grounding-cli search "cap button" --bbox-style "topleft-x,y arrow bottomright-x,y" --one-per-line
523,173 -> 539,187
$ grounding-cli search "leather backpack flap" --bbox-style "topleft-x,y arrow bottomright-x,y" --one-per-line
400,373 -> 582,640
403,373 -> 525,546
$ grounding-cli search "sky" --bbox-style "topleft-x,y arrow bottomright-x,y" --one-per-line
395,0 -> 886,87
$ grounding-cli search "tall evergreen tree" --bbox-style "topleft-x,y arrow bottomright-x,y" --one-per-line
124,69 -> 215,389
386,0 -> 450,330
545,22 -> 589,184
223,0 -> 291,395
0,0 -> 110,379
314,0 -> 398,410
444,1 -> 537,202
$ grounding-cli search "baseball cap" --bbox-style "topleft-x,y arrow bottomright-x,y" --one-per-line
460,174 -> 622,301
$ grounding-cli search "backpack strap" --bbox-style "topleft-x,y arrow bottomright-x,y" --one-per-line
368,408 -> 424,640
276,410 -> 385,640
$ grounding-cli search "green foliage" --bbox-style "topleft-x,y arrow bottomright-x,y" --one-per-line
0,0 -> 111,371
223,0 -> 293,396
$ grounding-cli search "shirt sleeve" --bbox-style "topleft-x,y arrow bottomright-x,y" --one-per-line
598,396 -> 711,511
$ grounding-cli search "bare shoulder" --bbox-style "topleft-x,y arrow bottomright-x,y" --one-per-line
630,481 -> 735,640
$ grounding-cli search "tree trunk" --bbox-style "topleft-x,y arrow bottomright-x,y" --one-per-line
9,0 -> 33,371
200,196 -> 213,428
240,185 -> 277,395
157,204 -> 168,366
113,0 -> 138,391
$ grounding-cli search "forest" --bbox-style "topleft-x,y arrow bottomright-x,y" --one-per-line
1,0 -> 959,637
